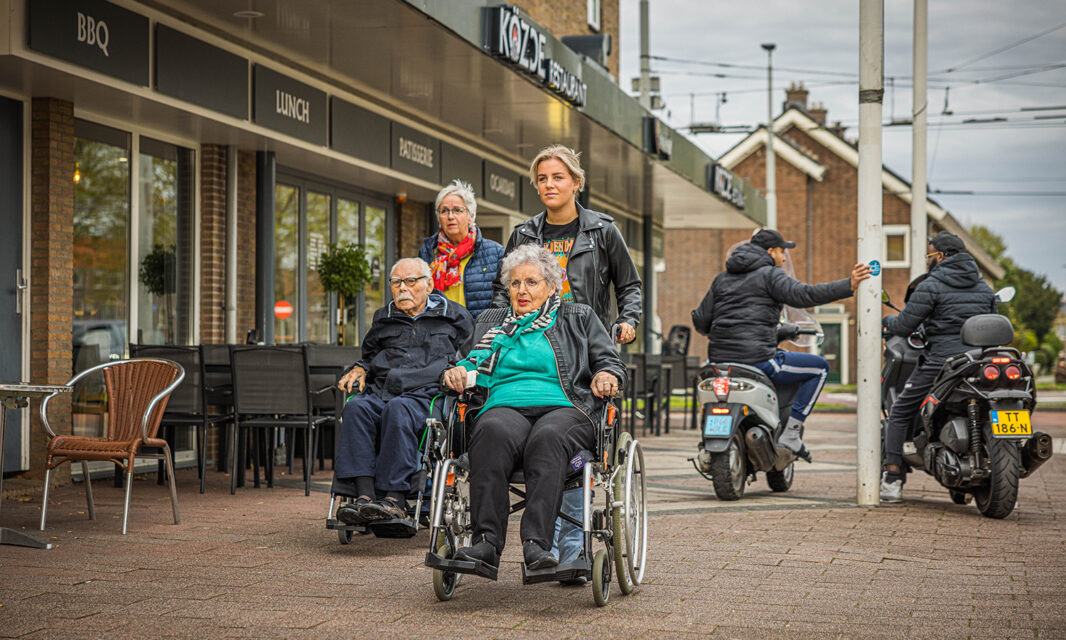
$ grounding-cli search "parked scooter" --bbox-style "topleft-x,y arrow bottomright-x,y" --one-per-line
881,286 -> 1053,518
691,322 -> 822,500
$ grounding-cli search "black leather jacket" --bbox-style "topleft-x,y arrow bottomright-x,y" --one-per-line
491,204 -> 642,333
471,304 -> 628,426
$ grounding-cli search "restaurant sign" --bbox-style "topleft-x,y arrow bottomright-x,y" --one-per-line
709,164 -> 746,210
484,5 -> 587,107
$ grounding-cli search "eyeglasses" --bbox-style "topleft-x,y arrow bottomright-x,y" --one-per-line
925,251 -> 942,259
389,275 -> 428,288
437,207 -> 467,217
509,278 -> 546,290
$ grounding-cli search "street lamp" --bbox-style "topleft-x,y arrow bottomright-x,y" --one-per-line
762,43 -> 777,229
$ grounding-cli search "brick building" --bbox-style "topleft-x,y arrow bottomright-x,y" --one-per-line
660,84 -> 1002,384
0,0 -> 758,481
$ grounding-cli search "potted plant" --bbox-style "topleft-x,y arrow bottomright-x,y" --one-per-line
316,242 -> 371,345
138,243 -> 177,343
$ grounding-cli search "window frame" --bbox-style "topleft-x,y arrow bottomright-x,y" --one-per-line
882,224 -> 910,269
587,0 -> 602,31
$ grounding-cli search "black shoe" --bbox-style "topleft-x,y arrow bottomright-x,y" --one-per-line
337,496 -> 372,526
455,537 -> 500,568
360,496 -> 407,522
523,540 -> 558,571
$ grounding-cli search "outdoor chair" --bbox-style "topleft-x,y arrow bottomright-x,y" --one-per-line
201,344 -> 235,473
130,344 -> 234,493
305,344 -> 361,471
229,345 -> 329,496
39,358 -> 185,535
624,353 -> 670,436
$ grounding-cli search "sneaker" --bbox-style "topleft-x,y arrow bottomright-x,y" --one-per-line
523,540 -> 559,571
777,421 -> 812,462
880,472 -> 903,503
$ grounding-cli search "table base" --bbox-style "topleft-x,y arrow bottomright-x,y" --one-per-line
1,526 -> 53,550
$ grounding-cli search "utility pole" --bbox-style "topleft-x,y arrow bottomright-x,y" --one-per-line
762,43 -> 777,229
910,0 -> 928,280
639,0 -> 651,110
856,0 -> 884,507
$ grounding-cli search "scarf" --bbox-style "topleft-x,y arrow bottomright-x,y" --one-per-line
471,294 -> 561,377
430,226 -> 478,291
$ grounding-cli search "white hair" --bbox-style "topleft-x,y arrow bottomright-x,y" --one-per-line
500,244 -> 563,292
434,179 -> 477,222
391,257 -> 432,280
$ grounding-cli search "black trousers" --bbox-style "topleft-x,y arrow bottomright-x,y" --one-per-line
469,406 -> 594,553
884,358 -> 943,467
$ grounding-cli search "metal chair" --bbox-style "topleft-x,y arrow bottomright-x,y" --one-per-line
624,353 -> 670,436
229,345 -> 329,496
130,345 -> 234,493
39,358 -> 185,535
201,344 -> 235,474
305,344 -> 361,471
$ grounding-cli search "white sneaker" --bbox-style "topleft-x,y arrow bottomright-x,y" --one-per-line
880,472 -> 902,503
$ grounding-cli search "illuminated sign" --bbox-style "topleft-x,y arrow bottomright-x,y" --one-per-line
485,5 -> 587,107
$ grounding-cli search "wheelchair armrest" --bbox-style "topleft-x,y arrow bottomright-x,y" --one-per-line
310,385 -> 337,396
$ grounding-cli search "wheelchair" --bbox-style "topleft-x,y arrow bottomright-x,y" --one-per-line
422,390 -> 649,606
324,398 -> 440,543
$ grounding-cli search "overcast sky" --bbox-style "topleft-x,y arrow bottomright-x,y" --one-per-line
618,0 -> 1066,290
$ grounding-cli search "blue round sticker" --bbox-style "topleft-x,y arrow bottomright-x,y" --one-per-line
869,260 -> 881,276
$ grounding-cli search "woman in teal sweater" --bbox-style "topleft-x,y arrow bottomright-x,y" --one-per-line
441,244 -> 627,576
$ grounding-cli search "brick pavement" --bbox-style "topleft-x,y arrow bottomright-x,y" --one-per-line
2,411 -> 1064,639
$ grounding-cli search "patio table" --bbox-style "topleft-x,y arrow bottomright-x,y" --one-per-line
0,382 -> 71,549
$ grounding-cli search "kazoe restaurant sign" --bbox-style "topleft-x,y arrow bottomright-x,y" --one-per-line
484,5 -> 587,107
709,164 -> 746,210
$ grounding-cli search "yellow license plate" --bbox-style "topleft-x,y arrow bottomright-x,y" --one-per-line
990,410 -> 1032,438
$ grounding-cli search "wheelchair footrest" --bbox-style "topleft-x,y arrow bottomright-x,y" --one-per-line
521,557 -> 591,585
325,518 -> 368,534
367,518 -> 418,539
425,551 -> 499,581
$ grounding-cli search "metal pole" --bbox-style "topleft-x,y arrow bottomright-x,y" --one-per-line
910,0 -> 928,280
639,0 -> 650,110
857,0 -> 884,506
225,146 -> 238,344
762,43 -> 777,229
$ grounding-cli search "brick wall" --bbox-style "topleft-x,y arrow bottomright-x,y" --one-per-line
199,145 -> 226,344
29,98 -> 74,479
660,112 -> 926,383
515,0 -> 620,79
397,199 -> 430,260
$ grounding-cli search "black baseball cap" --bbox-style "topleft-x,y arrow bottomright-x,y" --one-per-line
751,229 -> 796,250
929,230 -> 965,255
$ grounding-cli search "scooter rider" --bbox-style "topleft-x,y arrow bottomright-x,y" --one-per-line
692,229 -> 871,459
879,231 -> 997,502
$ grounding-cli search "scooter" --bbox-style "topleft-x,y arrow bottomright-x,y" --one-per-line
880,286 -> 1053,518
691,322 -> 822,501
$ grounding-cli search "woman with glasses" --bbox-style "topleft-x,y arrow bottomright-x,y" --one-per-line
441,244 -> 626,576
419,179 -> 505,318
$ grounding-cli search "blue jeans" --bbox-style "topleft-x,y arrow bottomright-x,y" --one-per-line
752,350 -> 829,422
551,487 -> 583,563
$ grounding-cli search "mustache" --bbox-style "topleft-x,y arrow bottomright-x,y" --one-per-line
395,292 -> 415,303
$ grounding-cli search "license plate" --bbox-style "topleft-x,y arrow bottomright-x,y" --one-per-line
990,410 -> 1032,438
703,415 -> 732,437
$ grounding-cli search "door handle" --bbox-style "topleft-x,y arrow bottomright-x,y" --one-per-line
15,268 -> 27,315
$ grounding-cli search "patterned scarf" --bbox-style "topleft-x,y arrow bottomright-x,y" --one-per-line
471,294 -> 561,377
430,226 -> 478,291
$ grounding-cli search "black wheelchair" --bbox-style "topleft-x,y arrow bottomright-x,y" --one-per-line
422,389 -> 649,606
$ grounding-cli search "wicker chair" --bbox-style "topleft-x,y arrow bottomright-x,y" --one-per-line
39,358 -> 185,535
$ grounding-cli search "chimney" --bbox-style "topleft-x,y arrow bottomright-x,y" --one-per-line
808,101 -> 827,124
784,81 -> 808,111
829,121 -> 846,137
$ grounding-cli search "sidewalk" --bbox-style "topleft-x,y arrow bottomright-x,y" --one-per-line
2,411 -> 1064,639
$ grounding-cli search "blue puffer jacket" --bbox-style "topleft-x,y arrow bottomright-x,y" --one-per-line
419,226 -> 505,318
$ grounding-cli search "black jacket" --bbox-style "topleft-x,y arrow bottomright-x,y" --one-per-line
471,304 -> 628,426
352,293 -> 473,400
883,252 -> 996,359
692,242 -> 853,364
491,203 -> 642,332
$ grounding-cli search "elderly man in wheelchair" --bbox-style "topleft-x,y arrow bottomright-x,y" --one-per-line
425,245 -> 649,605
329,258 -> 472,538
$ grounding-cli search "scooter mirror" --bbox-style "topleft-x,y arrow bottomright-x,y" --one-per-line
995,286 -> 1016,303
881,290 -> 891,304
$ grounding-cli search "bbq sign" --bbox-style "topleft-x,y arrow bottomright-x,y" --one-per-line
485,5 -> 587,107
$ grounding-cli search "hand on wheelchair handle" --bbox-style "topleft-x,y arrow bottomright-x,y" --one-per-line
441,365 -> 471,394
591,370 -> 621,399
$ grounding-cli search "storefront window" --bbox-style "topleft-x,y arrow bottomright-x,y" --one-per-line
73,122 -> 130,422
306,191 -> 331,343
136,138 -> 194,345
364,204 -> 387,327
337,198 -> 360,344
274,184 -> 299,343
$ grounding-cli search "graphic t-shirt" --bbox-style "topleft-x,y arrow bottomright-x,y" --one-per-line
542,217 -> 580,303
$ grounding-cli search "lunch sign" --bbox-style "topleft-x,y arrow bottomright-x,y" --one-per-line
484,4 -> 587,108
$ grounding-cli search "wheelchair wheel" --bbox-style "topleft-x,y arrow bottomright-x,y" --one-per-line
338,528 -> 353,545
612,432 -> 635,595
433,542 -> 460,601
591,548 -> 611,607
621,439 -> 648,587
